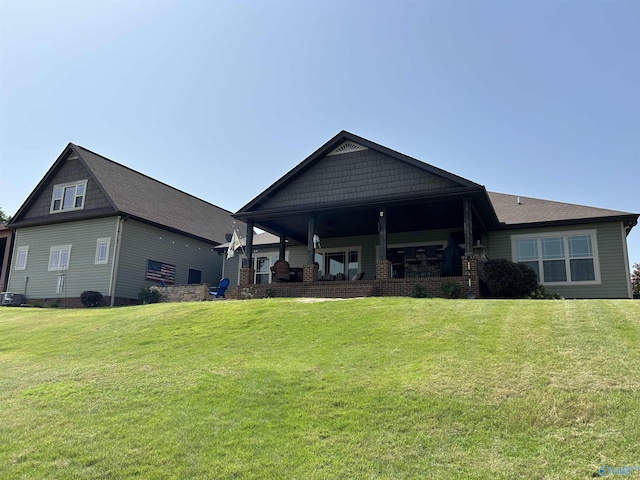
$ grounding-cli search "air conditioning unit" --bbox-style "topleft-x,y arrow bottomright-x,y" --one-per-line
1,292 -> 24,306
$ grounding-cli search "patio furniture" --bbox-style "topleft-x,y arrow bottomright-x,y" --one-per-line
210,277 -> 230,299
289,267 -> 304,282
270,259 -> 291,282
405,246 -> 418,264
441,237 -> 465,276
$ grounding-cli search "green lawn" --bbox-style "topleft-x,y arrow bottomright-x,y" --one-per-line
1,298 -> 639,479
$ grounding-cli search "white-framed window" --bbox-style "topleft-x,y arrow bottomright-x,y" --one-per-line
315,247 -> 361,280
237,251 -> 289,284
95,238 -> 110,264
49,245 -> 72,271
512,230 -> 600,285
15,246 -> 29,270
254,254 -> 280,284
50,180 -> 87,213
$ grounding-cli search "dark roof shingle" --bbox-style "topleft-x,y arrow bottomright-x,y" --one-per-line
73,145 -> 238,244
489,191 -> 637,227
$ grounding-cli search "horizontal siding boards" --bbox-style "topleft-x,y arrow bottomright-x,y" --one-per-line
222,254 -> 241,287
260,149 -> 458,210
23,157 -> 112,220
487,221 -> 630,298
115,220 -> 222,300
7,217 -> 118,299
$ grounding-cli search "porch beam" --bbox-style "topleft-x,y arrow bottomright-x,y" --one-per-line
246,220 -> 254,267
378,206 -> 387,262
471,203 -> 489,235
463,197 -> 473,255
279,235 -> 286,260
307,214 -> 315,265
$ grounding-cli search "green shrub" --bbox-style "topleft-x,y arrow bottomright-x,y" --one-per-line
528,284 -> 562,300
411,284 -> 428,298
138,286 -> 162,304
241,288 -> 254,300
483,259 -> 538,298
80,291 -> 103,307
441,281 -> 462,299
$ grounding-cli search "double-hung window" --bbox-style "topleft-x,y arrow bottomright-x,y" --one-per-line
95,238 -> 110,264
15,246 -> 29,270
49,245 -> 72,271
50,180 -> 87,213
512,231 -> 599,284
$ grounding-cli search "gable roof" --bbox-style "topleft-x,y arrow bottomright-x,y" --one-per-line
215,231 -> 281,250
11,144 -> 238,244
237,130 -> 486,214
489,192 -> 638,230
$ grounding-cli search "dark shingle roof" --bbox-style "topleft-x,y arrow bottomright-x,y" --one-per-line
72,145 -> 237,244
215,231 -> 281,250
489,191 -> 637,227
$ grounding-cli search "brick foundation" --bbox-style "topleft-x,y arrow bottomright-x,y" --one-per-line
239,268 -> 255,285
234,256 -> 481,300
303,263 -> 319,282
376,260 -> 392,280
22,295 -> 137,308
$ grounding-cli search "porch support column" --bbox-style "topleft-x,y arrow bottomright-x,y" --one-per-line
279,235 -> 286,260
376,206 -> 392,280
307,214 -> 315,265
304,214 -> 318,283
463,197 -> 473,256
378,206 -> 387,262
246,220 -> 254,267
240,220 -> 255,286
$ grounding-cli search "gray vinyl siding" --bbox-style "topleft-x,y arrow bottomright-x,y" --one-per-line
260,149 -> 459,210
22,157 -> 112,220
486,221 -> 631,298
7,217 -> 118,299
114,220 -> 222,300
222,254 -> 242,286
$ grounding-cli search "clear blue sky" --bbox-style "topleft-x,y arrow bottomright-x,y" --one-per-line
1,0 -> 638,268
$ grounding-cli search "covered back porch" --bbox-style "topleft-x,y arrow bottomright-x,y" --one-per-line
234,193 -> 491,299
232,131 -> 499,298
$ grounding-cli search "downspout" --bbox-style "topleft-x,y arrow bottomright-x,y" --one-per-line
109,216 -> 125,307
621,221 -> 632,299
221,249 -> 226,280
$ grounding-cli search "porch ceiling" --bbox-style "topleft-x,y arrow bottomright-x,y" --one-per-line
246,192 -> 495,244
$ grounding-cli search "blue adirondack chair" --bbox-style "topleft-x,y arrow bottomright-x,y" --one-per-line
210,278 -> 230,299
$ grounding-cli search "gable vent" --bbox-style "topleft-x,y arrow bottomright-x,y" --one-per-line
327,141 -> 368,156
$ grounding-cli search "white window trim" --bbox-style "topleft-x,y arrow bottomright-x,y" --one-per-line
49,245 -> 72,271
95,237 -> 110,265
15,246 -> 29,270
315,246 -> 362,279
50,180 -> 88,213
238,250 -> 289,284
511,230 -> 601,285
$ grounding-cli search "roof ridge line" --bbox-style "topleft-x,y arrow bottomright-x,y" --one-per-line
72,144 -> 235,215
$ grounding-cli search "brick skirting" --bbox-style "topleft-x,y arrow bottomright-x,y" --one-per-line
236,256 -> 480,300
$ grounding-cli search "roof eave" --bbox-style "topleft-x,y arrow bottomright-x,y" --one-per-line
498,214 -> 639,231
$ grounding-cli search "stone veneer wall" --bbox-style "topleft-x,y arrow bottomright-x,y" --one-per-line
157,284 -> 211,303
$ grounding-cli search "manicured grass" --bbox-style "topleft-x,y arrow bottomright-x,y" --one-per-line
1,298 -> 639,479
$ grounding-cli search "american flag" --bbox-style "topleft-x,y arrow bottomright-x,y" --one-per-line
146,260 -> 176,285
